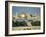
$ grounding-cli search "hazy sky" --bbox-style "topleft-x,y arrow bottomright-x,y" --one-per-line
12,6 -> 40,16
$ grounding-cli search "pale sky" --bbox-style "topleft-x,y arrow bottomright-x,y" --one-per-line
12,6 -> 40,16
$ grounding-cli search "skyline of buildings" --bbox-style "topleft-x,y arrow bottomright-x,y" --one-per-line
12,12 -> 40,22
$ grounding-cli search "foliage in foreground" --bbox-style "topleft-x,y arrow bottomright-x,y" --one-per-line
12,20 -> 40,27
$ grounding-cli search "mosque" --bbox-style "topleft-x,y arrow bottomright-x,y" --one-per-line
12,12 -> 40,26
